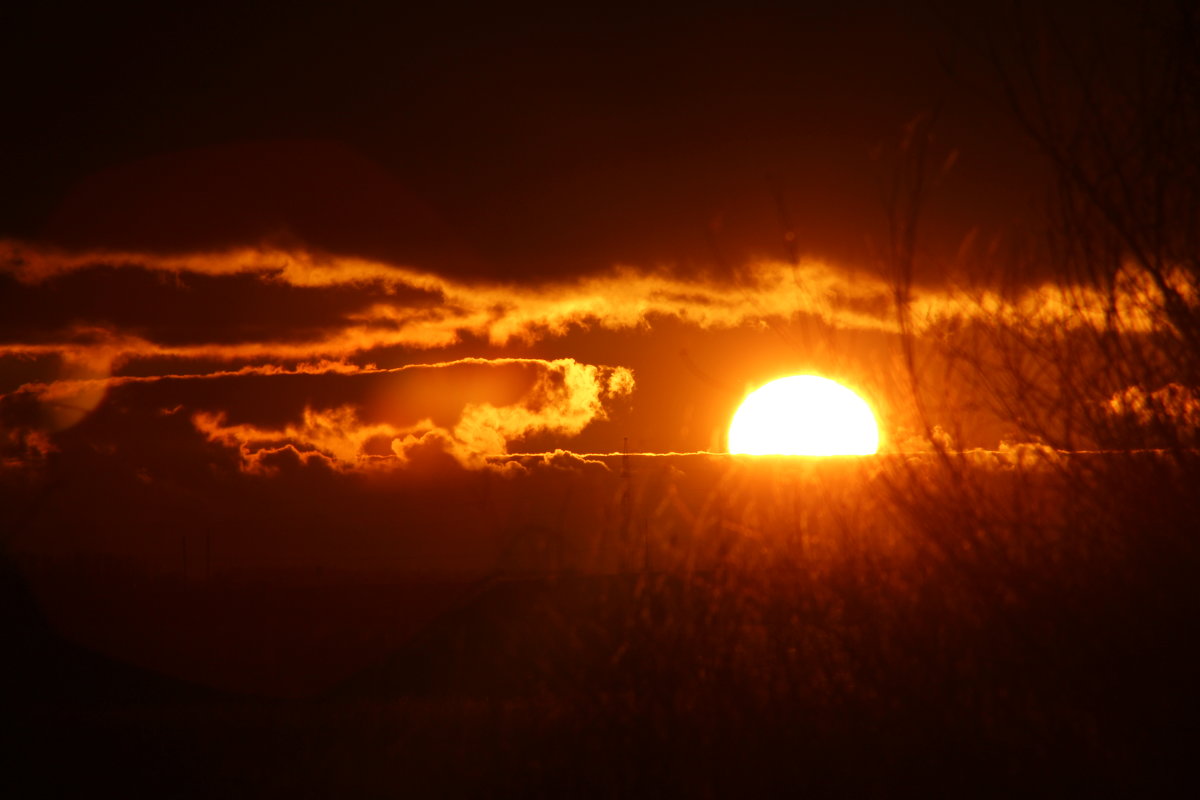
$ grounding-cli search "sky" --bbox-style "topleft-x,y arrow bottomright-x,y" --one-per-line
2,0 -> 1185,578
3,1 -> 1044,271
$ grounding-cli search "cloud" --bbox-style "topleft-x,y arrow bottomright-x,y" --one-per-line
911,263 -> 1200,336
447,361 -> 634,466
0,241 -> 900,375
1,358 -> 634,472
0,265 -> 436,355
520,449 -> 612,473
7,242 -> 1196,363
2,241 -> 899,358
195,359 -> 633,470
3,240 -> 443,290
1105,383 -> 1200,445
4,241 -> 1194,432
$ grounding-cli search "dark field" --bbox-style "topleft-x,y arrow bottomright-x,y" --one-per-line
5,452 -> 1199,796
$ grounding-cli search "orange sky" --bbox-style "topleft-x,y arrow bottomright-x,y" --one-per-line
2,0 -> 1184,573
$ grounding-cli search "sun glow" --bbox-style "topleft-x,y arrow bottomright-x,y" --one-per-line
728,375 -> 879,456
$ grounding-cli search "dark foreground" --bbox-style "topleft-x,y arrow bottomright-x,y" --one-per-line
5,575 -> 1198,797
5,453 -> 1200,796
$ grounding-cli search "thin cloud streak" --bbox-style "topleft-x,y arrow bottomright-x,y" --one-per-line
1,358 -> 635,471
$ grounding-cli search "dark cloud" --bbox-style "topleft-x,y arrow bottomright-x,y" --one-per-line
0,263 -> 437,350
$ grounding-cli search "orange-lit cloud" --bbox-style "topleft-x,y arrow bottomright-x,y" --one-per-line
2,358 -> 634,471
195,358 -> 633,471
912,263 -> 1200,336
1106,383 -> 1200,442
4,241 -> 1195,382
2,240 -> 899,362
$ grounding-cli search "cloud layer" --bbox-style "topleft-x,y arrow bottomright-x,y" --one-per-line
2,241 -> 901,367
4,239 -> 1197,462
1,358 -> 633,471
6,241 -> 1194,372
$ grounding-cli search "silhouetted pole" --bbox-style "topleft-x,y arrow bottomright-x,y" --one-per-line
620,437 -> 632,572
643,514 -> 650,574
619,439 -> 650,573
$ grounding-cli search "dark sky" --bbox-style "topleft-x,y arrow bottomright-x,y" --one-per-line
3,0 -> 1065,280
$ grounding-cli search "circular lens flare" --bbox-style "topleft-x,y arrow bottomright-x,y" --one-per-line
728,375 -> 879,455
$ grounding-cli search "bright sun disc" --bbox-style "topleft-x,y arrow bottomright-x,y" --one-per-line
728,375 -> 879,456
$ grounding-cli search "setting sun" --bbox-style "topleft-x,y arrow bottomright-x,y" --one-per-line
728,375 -> 880,456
